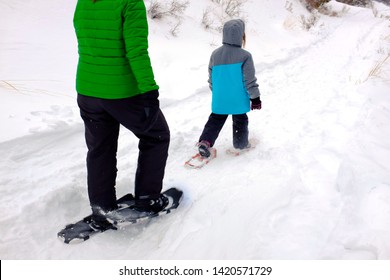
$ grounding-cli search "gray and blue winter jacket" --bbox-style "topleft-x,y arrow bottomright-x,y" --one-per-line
208,19 -> 260,114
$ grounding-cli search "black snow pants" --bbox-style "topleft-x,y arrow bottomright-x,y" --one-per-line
199,113 -> 249,149
77,91 -> 170,211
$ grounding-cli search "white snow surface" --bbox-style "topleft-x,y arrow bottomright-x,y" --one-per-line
1,0 -> 390,259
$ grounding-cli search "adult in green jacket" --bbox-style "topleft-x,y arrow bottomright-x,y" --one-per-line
74,0 -> 170,226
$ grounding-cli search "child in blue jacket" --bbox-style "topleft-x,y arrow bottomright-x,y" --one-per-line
198,19 -> 261,158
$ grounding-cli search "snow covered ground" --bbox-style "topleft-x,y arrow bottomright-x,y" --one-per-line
1,0 -> 390,260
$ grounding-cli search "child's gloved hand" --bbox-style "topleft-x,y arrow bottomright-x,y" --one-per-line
250,97 -> 262,110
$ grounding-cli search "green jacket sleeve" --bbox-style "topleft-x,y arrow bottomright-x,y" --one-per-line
123,0 -> 159,94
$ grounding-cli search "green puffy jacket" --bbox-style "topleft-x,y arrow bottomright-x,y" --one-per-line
74,0 -> 158,99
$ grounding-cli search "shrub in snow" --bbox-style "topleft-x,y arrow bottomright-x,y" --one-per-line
300,0 -> 372,11
300,0 -> 331,10
147,0 -> 189,19
336,0 -> 371,7
146,0 -> 189,36
202,0 -> 248,31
